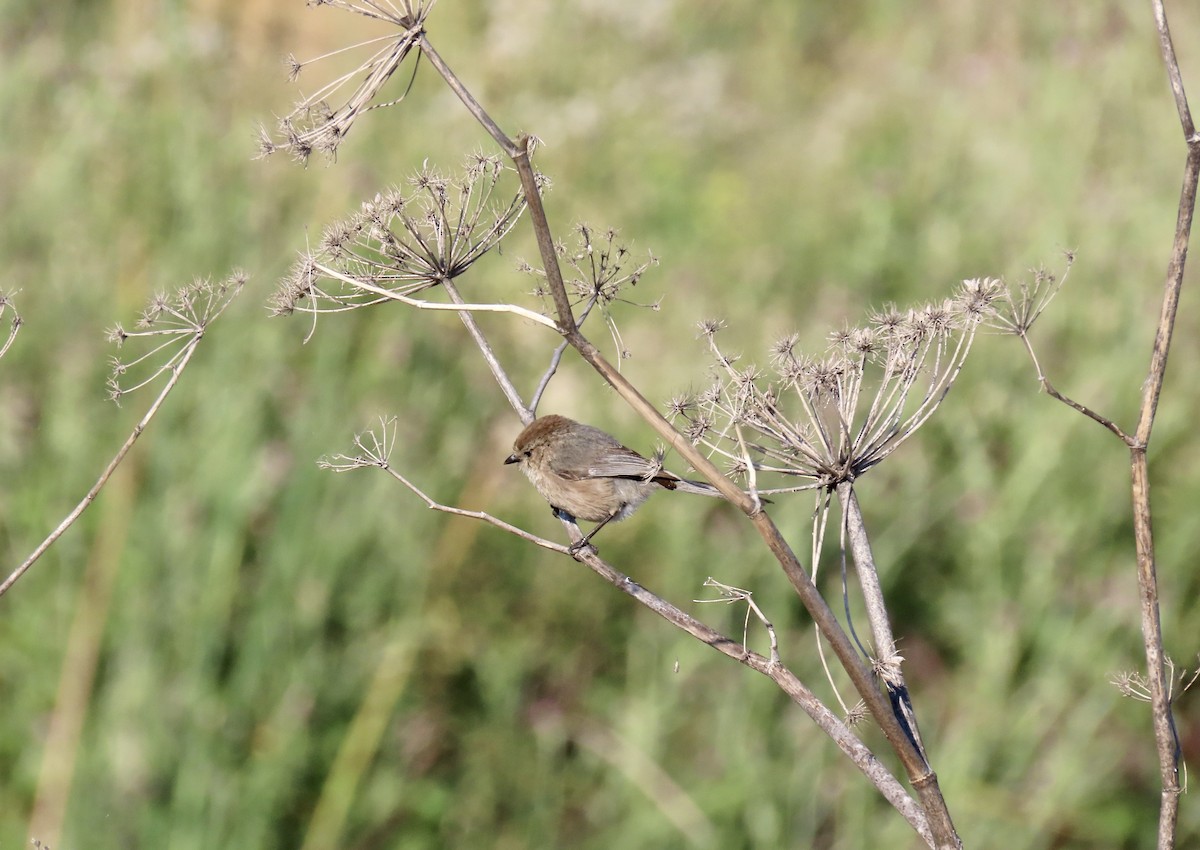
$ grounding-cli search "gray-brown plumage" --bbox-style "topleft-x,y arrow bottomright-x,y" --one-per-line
504,414 -> 721,548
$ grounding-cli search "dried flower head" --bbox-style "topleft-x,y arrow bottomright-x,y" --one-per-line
989,255 -> 1073,336
269,155 -> 526,328
671,278 -> 998,494
520,223 -> 660,362
108,272 -> 247,405
260,1 -> 435,164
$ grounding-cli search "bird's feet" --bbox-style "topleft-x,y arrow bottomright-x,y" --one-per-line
568,538 -> 597,556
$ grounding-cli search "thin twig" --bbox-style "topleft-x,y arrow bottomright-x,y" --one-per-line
694,578 -> 781,668
1017,331 -> 1134,443
417,34 -> 518,157
529,294 -> 603,414
529,339 -> 570,414
323,416 -> 934,845
442,279 -> 530,422
1151,0 -> 1197,142
0,339 -> 202,598
313,261 -> 559,328
839,483 -> 928,763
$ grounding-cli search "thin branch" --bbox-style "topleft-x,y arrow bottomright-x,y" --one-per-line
1135,147 -> 1200,449
1151,0 -> 1197,142
1016,331 -> 1134,443
528,295 -> 602,415
508,127 -> 960,848
571,547 -> 933,847
323,416 -> 935,846
840,482 -> 928,763
694,578 -> 781,669
442,279 -> 530,423
320,417 -> 565,550
0,338 -> 201,599
529,339 -> 570,414
416,33 -> 518,157
313,261 -> 559,328
3,275 -> 243,598
512,137 -> 576,333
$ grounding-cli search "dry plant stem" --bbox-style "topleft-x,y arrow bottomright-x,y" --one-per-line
1018,332 -> 1132,442
838,484 -> 896,661
417,34 -> 519,158
530,339 -> 570,413
382,466 -> 571,553
508,137 -> 959,847
1153,0 -> 1197,141
573,548 -> 936,849
1137,4 -> 1198,846
512,146 -> 576,333
312,262 -> 558,328
1131,451 -> 1182,850
1014,7 -> 1195,844
839,483 -> 927,761
366,456 -> 933,841
531,299 -> 602,414
441,278 -> 531,423
0,338 -> 201,599
747,509 -> 958,848
413,38 -> 959,847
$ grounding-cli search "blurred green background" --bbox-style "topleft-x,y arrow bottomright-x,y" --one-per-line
2,1 -> 1199,848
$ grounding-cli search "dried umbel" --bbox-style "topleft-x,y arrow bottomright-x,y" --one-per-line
107,273 -> 247,405
521,224 -> 660,362
270,155 -> 529,322
671,278 -> 1003,492
259,1 -> 436,165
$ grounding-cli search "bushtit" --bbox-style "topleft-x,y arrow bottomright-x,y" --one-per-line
504,414 -> 722,549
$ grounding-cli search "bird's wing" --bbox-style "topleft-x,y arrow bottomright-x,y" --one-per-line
553,445 -> 657,481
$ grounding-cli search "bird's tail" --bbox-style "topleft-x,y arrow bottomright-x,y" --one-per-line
667,476 -> 773,504
671,478 -> 724,497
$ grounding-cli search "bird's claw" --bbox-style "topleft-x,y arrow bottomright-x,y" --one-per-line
568,539 -> 596,556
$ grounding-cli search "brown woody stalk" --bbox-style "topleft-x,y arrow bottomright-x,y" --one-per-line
507,139 -> 962,848
413,29 -> 962,849
1011,4 -> 1196,846
1138,6 -> 1198,846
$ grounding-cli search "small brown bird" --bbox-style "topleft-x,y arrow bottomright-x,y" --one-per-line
504,414 -> 723,549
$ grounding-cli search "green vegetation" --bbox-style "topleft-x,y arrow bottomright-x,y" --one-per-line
2,1 -> 1198,848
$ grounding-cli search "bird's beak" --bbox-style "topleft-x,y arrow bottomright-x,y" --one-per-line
504,453 -> 520,465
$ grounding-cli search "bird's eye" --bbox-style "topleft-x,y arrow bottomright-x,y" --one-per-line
523,450 -> 532,458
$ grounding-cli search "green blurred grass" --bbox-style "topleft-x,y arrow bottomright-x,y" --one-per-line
2,1 -> 1199,848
